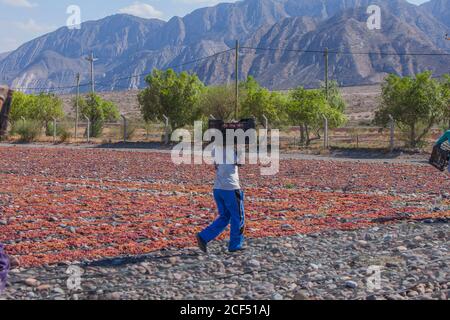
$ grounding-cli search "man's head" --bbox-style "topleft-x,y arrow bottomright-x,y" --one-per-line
0,85 -> 9,111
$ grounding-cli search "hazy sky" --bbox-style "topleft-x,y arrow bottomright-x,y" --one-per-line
0,0 -> 431,53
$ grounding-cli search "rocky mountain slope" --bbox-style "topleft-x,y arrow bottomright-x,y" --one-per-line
0,0 -> 449,91
422,0 -> 450,28
0,52 -> 10,61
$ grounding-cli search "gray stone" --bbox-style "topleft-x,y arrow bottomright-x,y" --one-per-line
271,293 -> 283,300
345,281 -> 358,289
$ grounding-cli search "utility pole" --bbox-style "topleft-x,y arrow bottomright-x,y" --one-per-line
85,52 -> 98,93
324,47 -> 329,99
75,73 -> 80,141
235,40 -> 239,120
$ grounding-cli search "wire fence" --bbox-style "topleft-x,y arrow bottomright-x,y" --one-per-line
3,115 -> 446,152
3,43 -> 446,133
7,44 -> 450,94
3,44 -> 450,150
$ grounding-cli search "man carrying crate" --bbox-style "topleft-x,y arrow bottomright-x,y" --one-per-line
196,143 -> 246,254
196,120 -> 256,254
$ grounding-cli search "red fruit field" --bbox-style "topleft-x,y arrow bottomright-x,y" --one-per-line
0,146 -> 449,267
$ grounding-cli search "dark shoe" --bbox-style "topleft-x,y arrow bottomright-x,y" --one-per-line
196,234 -> 207,253
229,247 -> 246,253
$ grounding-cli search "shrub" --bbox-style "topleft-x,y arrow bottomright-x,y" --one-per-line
74,93 -> 120,138
111,121 -> 138,141
45,121 -> 72,142
14,120 -> 42,142
124,122 -> 137,140
58,122 -> 72,143
59,129 -> 72,143
46,122 -> 60,137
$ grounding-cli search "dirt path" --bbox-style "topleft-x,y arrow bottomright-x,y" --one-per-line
0,142 -> 431,165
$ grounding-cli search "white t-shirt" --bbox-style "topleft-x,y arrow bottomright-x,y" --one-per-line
212,147 -> 241,191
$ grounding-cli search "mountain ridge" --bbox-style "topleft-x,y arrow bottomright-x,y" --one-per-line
1,0 -> 449,91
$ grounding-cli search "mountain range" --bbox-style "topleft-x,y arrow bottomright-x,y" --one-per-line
0,0 -> 449,92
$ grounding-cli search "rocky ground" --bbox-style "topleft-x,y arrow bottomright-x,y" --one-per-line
1,220 -> 448,301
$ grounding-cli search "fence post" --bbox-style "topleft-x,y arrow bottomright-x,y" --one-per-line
162,115 -> 169,145
322,114 -> 329,149
21,116 -> 26,126
52,117 -> 57,144
84,115 -> 90,143
388,114 -> 395,153
262,114 -> 269,130
121,114 -> 127,143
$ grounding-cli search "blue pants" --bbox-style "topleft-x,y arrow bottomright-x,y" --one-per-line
199,189 -> 245,251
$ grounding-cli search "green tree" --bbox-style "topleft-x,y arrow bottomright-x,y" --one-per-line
322,81 -> 347,113
10,91 -> 34,122
138,69 -> 205,131
374,72 -> 447,148
287,87 -> 346,146
10,92 -> 64,130
239,77 -> 286,127
35,93 -> 64,127
74,93 -> 120,137
199,85 -> 235,121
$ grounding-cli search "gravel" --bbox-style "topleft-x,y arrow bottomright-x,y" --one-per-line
1,221 -> 448,300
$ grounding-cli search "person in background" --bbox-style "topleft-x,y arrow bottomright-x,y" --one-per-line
0,244 -> 10,293
0,86 -> 12,138
197,143 -> 246,253
0,85 -> 11,293
435,129 -> 450,172
436,130 -> 450,147
0,85 -> 8,111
